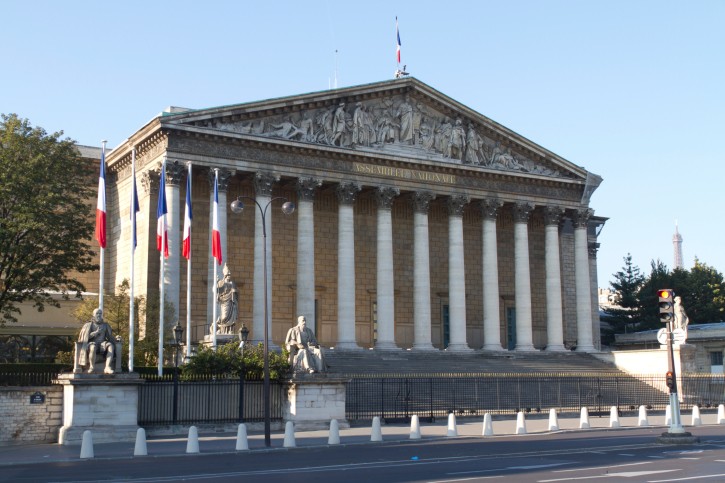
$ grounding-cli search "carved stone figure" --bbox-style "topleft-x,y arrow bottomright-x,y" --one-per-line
352,102 -> 373,147
215,264 -> 239,335
674,296 -> 690,337
446,118 -> 466,161
285,315 -> 326,374
331,103 -> 347,146
464,123 -> 483,165
435,119 -> 452,155
396,94 -> 414,144
77,308 -> 116,374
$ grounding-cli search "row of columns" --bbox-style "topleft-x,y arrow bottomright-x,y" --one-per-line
160,166 -> 597,353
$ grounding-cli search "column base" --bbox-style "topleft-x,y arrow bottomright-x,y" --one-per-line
481,344 -> 504,351
515,344 -> 537,352
334,341 -> 363,350
250,339 -> 281,351
411,343 -> 437,351
575,345 -> 596,353
445,343 -> 473,352
545,345 -> 567,352
374,341 -> 401,351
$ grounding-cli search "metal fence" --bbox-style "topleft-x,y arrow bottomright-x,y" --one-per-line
137,376 -> 287,426
346,373 -> 725,422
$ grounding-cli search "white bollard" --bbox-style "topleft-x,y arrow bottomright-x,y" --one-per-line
482,413 -> 494,436
579,407 -> 590,429
548,408 -> 559,431
235,423 -> 249,451
638,405 -> 649,427
80,430 -> 94,459
691,405 -> 702,426
609,406 -> 620,428
283,421 -> 296,448
134,428 -> 148,456
410,415 -> 421,440
515,411 -> 527,435
328,419 -> 340,445
186,426 -> 200,454
371,416 -> 383,442
718,404 -> 725,424
447,413 -> 458,437
665,404 -> 672,426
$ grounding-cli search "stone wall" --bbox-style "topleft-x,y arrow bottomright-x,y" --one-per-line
0,386 -> 62,445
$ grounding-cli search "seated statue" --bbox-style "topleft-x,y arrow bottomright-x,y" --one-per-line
285,315 -> 326,374
75,308 -> 121,374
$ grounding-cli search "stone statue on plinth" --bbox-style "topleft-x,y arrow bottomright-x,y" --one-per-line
213,263 -> 239,335
285,315 -> 326,374
76,308 -> 119,374
674,296 -> 690,341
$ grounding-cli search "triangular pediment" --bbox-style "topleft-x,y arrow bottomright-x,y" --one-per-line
160,78 -> 593,182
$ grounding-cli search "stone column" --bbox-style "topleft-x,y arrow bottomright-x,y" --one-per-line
544,206 -> 566,351
336,182 -> 361,350
164,162 -> 184,331
447,194 -> 471,352
251,172 -> 279,348
375,186 -> 400,351
412,191 -> 436,351
573,208 -> 596,352
480,198 -> 503,351
296,177 -> 322,331
513,202 -> 536,351
206,168 -> 233,333
589,241 -> 602,351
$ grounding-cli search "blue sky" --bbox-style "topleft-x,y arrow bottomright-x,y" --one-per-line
3,0 -> 724,290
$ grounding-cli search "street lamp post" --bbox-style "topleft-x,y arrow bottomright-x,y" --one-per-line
230,196 -> 295,447
238,323 -> 249,422
172,322 -> 183,424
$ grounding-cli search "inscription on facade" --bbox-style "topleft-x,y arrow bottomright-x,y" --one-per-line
353,162 -> 457,185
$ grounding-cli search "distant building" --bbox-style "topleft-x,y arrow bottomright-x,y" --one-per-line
673,221 -> 684,270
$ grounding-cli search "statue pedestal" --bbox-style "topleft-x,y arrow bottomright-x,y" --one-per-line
201,334 -> 238,348
54,373 -> 144,445
284,375 -> 349,430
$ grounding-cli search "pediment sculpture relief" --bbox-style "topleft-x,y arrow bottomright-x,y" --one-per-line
209,95 -> 568,178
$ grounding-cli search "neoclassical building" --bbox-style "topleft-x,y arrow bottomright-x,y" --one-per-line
103,77 -> 606,353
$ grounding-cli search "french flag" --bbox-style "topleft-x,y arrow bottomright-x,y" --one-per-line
182,167 -> 192,260
396,17 -> 401,64
157,160 -> 169,258
131,151 -> 140,249
94,147 -> 106,248
211,172 -> 222,265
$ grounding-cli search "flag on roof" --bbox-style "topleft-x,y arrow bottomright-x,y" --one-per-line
396,17 -> 401,64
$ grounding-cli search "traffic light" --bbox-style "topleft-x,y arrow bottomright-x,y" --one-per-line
666,371 -> 675,390
658,289 -> 675,324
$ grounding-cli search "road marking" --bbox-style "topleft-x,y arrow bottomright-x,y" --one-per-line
448,463 -> 569,475
648,473 -> 725,482
539,470 -> 679,482
554,461 -> 652,473
618,453 -> 636,456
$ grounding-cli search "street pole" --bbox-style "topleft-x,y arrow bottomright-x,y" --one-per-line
666,318 -> 684,434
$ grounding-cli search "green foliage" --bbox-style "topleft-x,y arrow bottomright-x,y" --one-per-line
0,114 -> 97,326
602,254 -> 644,343
182,342 -> 291,380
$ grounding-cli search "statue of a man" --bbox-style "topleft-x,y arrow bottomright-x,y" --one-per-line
215,264 -> 239,335
674,296 -> 690,337
77,308 -> 115,374
285,315 -> 326,374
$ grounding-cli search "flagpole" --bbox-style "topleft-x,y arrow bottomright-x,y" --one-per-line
158,156 -> 167,377
185,162 -> 192,360
129,146 -> 137,372
98,141 -> 107,311
212,169 -> 219,350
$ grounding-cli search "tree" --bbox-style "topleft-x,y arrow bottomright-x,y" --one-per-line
678,259 -> 725,323
602,254 -> 644,343
0,114 -> 97,326
636,259 -> 673,329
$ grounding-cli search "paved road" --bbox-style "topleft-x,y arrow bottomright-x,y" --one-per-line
2,418 -> 725,483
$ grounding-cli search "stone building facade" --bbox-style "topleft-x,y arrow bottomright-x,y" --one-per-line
103,77 -> 606,353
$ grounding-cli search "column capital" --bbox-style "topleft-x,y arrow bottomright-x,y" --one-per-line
206,168 -> 235,192
543,205 -> 565,226
588,241 -> 600,259
447,194 -> 470,217
254,171 -> 279,196
375,186 -> 400,210
411,191 -> 436,214
479,198 -> 504,220
572,207 -> 594,228
512,201 -> 535,223
140,170 -> 157,196
296,177 -> 322,202
336,181 -> 361,205
165,161 -> 186,186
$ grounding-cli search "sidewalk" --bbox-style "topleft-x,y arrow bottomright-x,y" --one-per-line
0,411 -> 716,467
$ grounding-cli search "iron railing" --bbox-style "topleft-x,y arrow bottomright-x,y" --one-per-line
137,376 -> 287,426
345,373 -> 725,422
